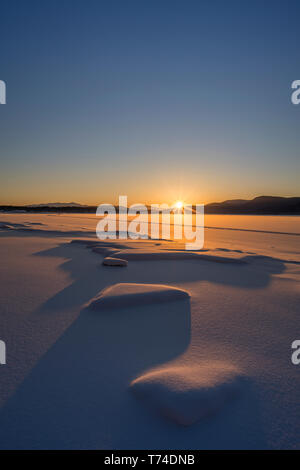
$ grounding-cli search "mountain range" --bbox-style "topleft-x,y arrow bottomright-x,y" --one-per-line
0,196 -> 300,215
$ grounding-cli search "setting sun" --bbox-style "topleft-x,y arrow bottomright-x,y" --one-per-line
175,201 -> 183,210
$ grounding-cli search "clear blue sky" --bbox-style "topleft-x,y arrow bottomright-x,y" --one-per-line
0,0 -> 299,204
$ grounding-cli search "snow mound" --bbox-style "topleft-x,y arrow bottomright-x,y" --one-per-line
130,361 -> 245,425
102,257 -> 128,267
87,283 -> 190,310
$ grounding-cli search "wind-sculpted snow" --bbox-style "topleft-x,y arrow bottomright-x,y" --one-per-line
87,283 -> 190,310
102,257 -> 128,267
130,361 -> 245,425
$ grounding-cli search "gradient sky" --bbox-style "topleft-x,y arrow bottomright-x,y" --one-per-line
0,0 -> 299,205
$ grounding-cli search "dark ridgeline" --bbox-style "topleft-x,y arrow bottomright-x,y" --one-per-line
205,196 -> 300,215
0,196 -> 300,215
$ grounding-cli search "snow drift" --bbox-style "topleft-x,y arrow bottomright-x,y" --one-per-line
87,283 -> 190,310
130,361 -> 245,425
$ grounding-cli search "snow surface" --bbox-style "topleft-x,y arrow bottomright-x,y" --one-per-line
0,213 -> 299,449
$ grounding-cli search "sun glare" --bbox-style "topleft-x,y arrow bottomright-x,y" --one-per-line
175,201 -> 183,210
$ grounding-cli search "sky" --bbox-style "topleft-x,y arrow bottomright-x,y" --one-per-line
0,0 -> 299,205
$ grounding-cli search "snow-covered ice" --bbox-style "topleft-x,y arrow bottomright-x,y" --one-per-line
0,213 -> 299,449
